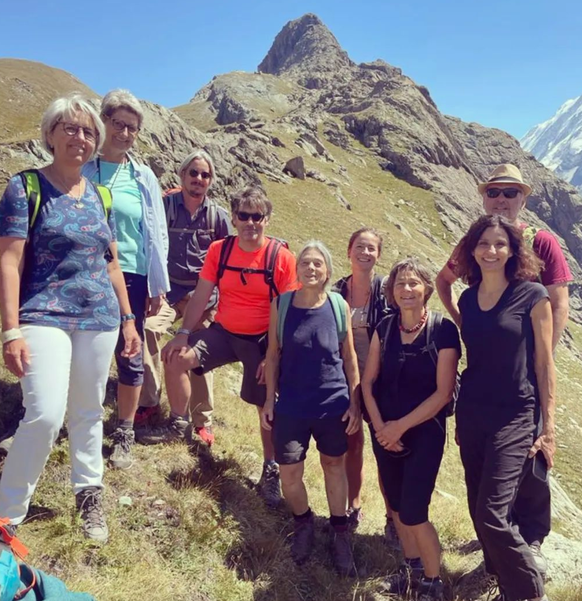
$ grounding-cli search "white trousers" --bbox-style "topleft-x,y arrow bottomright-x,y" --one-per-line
0,325 -> 118,524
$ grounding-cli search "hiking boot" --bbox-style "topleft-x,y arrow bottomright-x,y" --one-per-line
194,425 -> 215,447
76,487 -> 108,543
291,515 -> 315,565
331,530 -> 356,577
380,561 -> 423,595
347,507 -> 363,532
109,427 -> 135,470
486,580 -> 507,601
384,515 -> 401,550
417,577 -> 444,601
133,405 -> 161,429
258,462 -> 281,507
529,542 -> 548,582
135,415 -> 189,445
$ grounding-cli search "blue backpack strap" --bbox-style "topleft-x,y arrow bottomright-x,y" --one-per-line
328,291 -> 348,344
276,291 -> 294,347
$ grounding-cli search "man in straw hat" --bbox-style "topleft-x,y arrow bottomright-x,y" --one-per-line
436,163 -> 572,580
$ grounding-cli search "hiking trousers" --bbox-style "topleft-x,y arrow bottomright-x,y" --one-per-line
141,296 -> 214,427
0,325 -> 118,524
457,407 -> 544,601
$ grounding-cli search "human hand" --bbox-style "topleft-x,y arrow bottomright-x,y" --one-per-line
376,420 -> 406,449
121,322 -> 142,358
261,403 -> 274,431
342,403 -> 362,436
146,295 -> 164,317
2,338 -> 30,378
161,333 -> 189,365
529,429 -> 556,469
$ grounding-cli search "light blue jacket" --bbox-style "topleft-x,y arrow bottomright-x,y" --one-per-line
83,156 -> 170,297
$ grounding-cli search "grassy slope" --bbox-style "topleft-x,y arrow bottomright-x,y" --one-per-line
1,124 -> 581,600
0,59 -> 95,144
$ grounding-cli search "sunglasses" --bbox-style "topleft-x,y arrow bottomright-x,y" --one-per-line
188,168 -> 212,180
485,187 -> 521,199
58,122 -> 97,142
237,211 -> 265,223
110,118 -> 140,135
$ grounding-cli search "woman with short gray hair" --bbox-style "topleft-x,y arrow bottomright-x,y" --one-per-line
83,89 -> 170,471
0,93 -> 141,542
263,241 -> 361,576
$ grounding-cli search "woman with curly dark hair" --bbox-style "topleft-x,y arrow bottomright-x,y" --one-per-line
455,215 -> 554,601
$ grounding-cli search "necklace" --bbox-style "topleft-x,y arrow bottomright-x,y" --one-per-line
347,278 -> 371,309
48,166 -> 85,209
399,308 -> 428,333
98,157 -> 127,190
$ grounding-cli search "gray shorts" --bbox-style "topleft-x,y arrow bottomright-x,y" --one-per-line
189,323 -> 267,407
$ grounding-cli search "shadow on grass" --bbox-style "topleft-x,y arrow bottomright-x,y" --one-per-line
165,443 -> 471,601
0,378 -> 24,438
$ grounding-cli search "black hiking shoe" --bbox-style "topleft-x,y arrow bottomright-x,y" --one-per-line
417,576 -> 445,601
529,542 -> 548,582
258,463 -> 281,507
76,487 -> 108,543
331,530 -> 356,577
109,427 -> 135,470
136,415 -> 189,445
380,561 -> 424,595
291,515 -> 315,565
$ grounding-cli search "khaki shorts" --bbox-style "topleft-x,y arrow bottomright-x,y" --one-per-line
189,323 -> 267,407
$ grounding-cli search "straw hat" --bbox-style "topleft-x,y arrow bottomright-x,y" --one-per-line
477,164 -> 532,197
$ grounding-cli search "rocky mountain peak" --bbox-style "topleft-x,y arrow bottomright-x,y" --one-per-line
258,13 -> 354,89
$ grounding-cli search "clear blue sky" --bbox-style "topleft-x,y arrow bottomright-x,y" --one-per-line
2,0 -> 581,138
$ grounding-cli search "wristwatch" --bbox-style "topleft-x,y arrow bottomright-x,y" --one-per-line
176,328 -> 191,336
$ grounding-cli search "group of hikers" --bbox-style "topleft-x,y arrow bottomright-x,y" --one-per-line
0,89 -> 572,601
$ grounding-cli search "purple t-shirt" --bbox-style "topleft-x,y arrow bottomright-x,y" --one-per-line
0,172 -> 120,331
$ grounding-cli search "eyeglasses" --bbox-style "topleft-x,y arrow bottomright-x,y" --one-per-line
110,118 -> 140,135
58,122 -> 97,142
237,211 -> 265,223
188,168 -> 212,180
485,187 -> 521,199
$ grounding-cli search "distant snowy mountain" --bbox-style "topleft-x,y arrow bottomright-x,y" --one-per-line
521,95 -> 582,189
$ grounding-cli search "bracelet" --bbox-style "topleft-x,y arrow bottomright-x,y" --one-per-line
120,313 -> 136,323
176,328 -> 191,337
1,328 -> 23,344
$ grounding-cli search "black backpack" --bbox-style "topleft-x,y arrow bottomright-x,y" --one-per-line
380,310 -> 460,417
217,235 -> 288,301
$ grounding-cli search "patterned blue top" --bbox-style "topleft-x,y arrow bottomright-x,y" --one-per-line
0,171 -> 120,331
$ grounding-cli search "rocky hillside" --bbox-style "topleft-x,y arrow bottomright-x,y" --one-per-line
521,95 -> 582,190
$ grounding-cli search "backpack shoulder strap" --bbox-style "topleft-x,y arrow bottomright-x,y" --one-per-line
523,225 -> 539,248
93,184 -> 112,220
162,192 -> 180,228
20,170 -> 42,228
217,235 -> 237,281
206,201 -> 218,234
276,291 -> 294,347
264,237 -> 285,300
380,313 -> 397,361
328,291 -> 348,344
426,311 -> 442,366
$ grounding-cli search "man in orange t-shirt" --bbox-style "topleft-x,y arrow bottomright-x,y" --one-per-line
159,187 -> 297,506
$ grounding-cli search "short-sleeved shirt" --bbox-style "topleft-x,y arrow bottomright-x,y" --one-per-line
91,160 -> 146,276
458,281 -> 549,421
447,225 -> 573,287
165,193 -> 232,306
375,313 -> 461,424
276,294 -> 349,419
0,172 -> 119,331
200,237 -> 297,335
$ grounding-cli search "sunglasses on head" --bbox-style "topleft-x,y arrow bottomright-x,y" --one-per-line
237,211 -> 265,223
188,168 -> 211,180
486,187 -> 521,199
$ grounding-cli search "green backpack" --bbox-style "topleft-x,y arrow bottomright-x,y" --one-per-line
276,290 -> 348,347
19,170 -> 112,231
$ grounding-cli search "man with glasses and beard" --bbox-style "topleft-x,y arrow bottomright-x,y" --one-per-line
435,164 -> 572,581
136,150 -> 232,447
155,187 -> 297,507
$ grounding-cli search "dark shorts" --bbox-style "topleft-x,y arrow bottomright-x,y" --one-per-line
189,323 -> 266,406
274,412 -> 349,465
115,272 -> 147,387
371,418 -> 445,526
